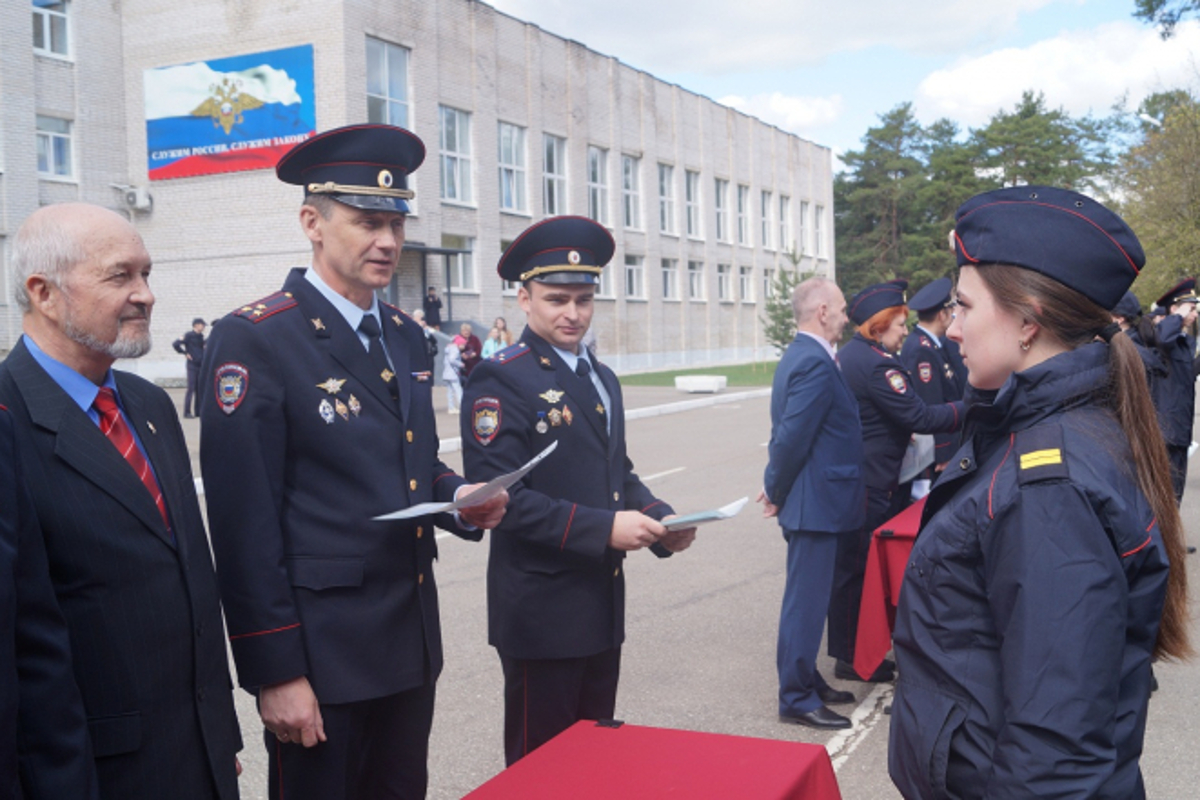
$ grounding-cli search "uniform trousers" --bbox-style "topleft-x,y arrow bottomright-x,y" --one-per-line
777,529 -> 839,715
1168,444 -> 1188,504
265,683 -> 436,800
827,488 -> 906,663
184,361 -> 200,417
499,647 -> 621,766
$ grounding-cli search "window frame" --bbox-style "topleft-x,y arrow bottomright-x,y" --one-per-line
661,258 -> 680,301
815,204 -> 826,258
687,259 -> 705,301
366,37 -> 411,129
717,263 -> 732,302
761,190 -> 773,251
685,170 -> 702,239
438,105 -> 473,205
442,234 -> 476,292
658,163 -> 676,235
32,0 -> 70,59
736,184 -> 751,246
798,200 -> 810,256
624,254 -> 645,300
497,121 -> 528,214
621,154 -> 642,230
36,115 -> 73,180
543,133 -> 567,216
714,178 -> 730,243
779,195 -> 792,253
739,265 -> 755,303
587,145 -> 609,226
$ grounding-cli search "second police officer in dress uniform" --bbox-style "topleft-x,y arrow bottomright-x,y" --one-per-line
1151,278 -> 1197,503
832,280 -> 964,681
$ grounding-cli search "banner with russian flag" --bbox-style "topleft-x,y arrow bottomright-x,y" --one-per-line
145,45 -> 316,181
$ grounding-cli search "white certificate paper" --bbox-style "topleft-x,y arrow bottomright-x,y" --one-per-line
373,441 -> 559,521
662,496 -> 748,531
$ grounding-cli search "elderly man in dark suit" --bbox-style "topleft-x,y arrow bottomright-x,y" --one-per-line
758,276 -> 865,730
0,203 -> 241,799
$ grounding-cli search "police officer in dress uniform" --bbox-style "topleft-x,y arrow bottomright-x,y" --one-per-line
1152,278 -> 1198,503
900,278 -> 963,495
830,281 -> 963,681
199,124 -> 507,800
460,216 -> 697,766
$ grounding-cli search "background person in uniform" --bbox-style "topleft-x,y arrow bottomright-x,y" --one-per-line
758,276 -> 863,731
460,216 -> 697,766
1152,278 -> 1197,503
172,317 -> 206,418
199,125 -> 506,800
0,203 -> 241,800
900,277 -> 963,496
1,405 -> 98,800
422,286 -> 443,331
889,186 -> 1191,800
832,280 -> 963,682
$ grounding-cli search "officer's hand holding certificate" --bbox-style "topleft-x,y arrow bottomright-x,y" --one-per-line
661,496 -> 749,531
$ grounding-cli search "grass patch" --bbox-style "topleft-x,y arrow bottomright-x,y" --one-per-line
619,361 -> 778,387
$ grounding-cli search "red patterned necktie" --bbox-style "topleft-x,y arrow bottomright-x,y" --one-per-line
93,387 -> 171,531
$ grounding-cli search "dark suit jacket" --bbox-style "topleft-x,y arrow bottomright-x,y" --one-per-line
0,406 -> 97,800
461,328 -> 674,661
763,334 -> 865,534
200,269 -> 473,705
0,340 -> 241,800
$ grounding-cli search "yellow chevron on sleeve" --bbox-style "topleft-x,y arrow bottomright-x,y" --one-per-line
1019,449 -> 1062,470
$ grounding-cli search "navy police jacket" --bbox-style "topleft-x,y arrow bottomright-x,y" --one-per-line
763,333 -> 865,534
200,268 -> 473,705
461,328 -> 673,661
1140,314 -> 1196,448
839,333 -> 962,492
889,344 -> 1169,800
900,327 -> 963,469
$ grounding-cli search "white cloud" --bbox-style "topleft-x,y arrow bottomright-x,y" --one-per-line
719,92 -> 844,136
488,0 -> 1059,74
915,20 -> 1200,126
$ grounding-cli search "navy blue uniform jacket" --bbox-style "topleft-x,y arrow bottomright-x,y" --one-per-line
1143,314 -> 1195,448
889,344 -> 1169,799
900,328 -> 963,469
200,268 -> 474,704
461,328 -> 673,661
839,333 -> 962,492
762,334 -> 865,534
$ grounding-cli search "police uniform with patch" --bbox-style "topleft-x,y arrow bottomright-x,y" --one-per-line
829,281 -> 963,674
890,186 -> 1170,799
1152,277 -> 1197,502
199,125 -> 475,799
900,277 -> 963,472
460,216 -> 676,766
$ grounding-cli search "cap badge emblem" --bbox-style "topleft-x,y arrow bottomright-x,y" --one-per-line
378,169 -> 394,188
568,250 -> 581,265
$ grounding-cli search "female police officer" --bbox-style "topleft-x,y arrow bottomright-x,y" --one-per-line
889,187 -> 1191,799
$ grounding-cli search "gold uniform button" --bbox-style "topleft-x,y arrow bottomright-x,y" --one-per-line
418,573 -> 425,585
613,492 -> 619,501
959,458 -> 971,470
416,526 -> 423,539
410,479 -> 418,491
406,430 -> 414,443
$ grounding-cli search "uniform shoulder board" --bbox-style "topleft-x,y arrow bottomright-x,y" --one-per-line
918,334 -> 934,349
230,291 -> 297,323
1014,424 -> 1069,486
493,342 -> 530,365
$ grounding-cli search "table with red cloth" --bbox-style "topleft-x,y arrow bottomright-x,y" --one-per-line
852,496 -> 925,681
464,720 -> 843,799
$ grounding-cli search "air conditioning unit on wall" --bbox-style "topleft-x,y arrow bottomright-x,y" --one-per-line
123,186 -> 153,211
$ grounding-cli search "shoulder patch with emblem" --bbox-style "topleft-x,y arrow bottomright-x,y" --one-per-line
472,396 -> 502,445
214,363 -> 249,415
918,362 -> 932,383
229,291 -> 297,323
1015,424 -> 1069,486
885,369 -> 908,394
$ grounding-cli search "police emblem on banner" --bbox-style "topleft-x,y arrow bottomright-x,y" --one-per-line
885,369 -> 908,394
472,396 -> 501,445
214,363 -> 249,415
918,362 -> 932,383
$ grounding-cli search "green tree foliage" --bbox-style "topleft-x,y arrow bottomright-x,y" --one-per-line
1134,0 -> 1200,38
760,253 -> 806,354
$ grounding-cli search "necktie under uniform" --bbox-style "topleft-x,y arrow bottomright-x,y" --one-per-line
575,358 -> 609,437
359,314 -> 400,405
93,387 -> 171,532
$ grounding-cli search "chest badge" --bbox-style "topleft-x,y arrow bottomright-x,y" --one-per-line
335,399 -> 350,421
536,412 -> 549,434
311,318 -> 326,331
317,377 -> 346,395
562,405 -> 574,425
319,398 -> 335,424
548,408 -> 563,427
348,394 -> 362,417
539,389 -> 564,404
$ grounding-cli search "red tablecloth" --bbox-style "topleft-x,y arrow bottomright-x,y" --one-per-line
465,720 -> 843,799
852,497 -> 925,681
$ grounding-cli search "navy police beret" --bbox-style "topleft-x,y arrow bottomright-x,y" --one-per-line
908,277 -> 953,314
1111,291 -> 1141,319
953,186 -> 1143,310
849,280 -> 908,326
497,216 -> 614,285
277,123 -> 425,214
1156,277 -> 1196,308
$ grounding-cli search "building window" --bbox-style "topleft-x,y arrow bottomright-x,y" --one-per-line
366,38 -> 409,128
737,184 -> 751,246
587,146 -> 609,225
714,179 -> 730,242
661,258 -> 679,300
779,195 -> 792,253
687,260 -> 705,300
543,134 -> 567,215
622,155 -> 641,230
761,191 -> 773,250
763,267 -> 775,301
658,163 -> 676,234
33,1 -> 69,57
685,170 -> 702,238
36,115 -> 72,179
500,240 -> 520,293
815,204 -> 826,257
439,106 -> 472,203
717,263 -> 732,301
497,122 -> 527,213
739,265 -> 754,302
625,255 -> 645,299
442,234 -> 475,291
596,264 -> 615,298
799,201 -> 810,256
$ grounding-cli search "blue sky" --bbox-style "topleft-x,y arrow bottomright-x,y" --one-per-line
488,0 -> 1200,163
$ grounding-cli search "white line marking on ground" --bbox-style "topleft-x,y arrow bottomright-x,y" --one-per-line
643,466 -> 686,482
827,684 -> 893,772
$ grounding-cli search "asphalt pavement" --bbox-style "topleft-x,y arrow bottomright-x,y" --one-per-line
171,385 -> 1200,800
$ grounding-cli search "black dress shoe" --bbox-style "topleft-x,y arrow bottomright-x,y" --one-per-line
817,685 -> 855,705
779,705 -> 852,730
835,659 -> 894,683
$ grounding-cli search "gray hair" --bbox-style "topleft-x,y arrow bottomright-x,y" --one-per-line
11,211 -> 87,312
792,276 -> 836,324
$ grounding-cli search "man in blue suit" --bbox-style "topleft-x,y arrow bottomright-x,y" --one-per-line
759,276 -> 865,730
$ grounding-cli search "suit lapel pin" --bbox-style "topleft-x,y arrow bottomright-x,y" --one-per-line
319,399 -> 335,424
538,356 -> 552,367
317,377 -> 346,394
311,318 -> 326,331
392,314 -> 403,327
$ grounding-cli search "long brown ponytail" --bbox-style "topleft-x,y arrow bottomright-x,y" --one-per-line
975,264 -> 1191,661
